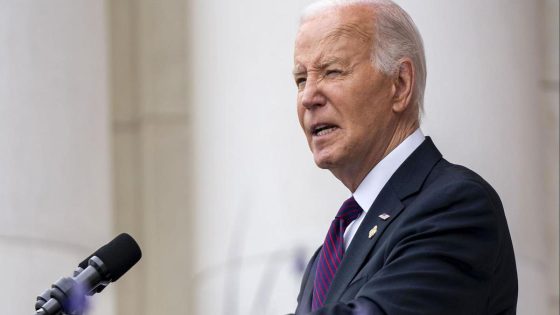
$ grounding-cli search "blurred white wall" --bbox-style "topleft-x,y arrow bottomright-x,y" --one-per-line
0,1 -> 114,314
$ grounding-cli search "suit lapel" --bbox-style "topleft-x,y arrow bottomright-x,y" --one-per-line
324,185 -> 404,303
324,137 -> 442,304
297,247 -> 320,314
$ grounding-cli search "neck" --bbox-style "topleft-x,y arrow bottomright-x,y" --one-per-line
335,119 -> 419,192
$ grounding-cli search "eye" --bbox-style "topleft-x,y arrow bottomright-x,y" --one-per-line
296,77 -> 307,89
326,69 -> 342,77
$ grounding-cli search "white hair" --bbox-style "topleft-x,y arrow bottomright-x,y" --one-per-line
301,0 -> 427,115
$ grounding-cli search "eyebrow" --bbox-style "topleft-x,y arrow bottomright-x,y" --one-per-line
292,56 -> 348,76
315,56 -> 347,69
292,65 -> 306,76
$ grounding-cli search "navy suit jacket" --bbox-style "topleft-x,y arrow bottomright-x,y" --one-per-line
294,138 -> 517,315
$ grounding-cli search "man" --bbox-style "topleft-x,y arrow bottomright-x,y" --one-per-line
291,0 -> 518,314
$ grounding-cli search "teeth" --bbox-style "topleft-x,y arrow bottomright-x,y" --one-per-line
316,127 -> 336,136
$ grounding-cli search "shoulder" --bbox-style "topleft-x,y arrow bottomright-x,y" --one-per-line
395,158 -> 511,258
421,158 -> 503,211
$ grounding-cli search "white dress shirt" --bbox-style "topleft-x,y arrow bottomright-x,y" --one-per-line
343,129 -> 426,250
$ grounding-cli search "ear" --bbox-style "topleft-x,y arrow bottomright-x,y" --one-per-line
391,58 -> 415,113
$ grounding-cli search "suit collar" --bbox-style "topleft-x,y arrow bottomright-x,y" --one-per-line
353,129 -> 425,214
388,137 -> 442,199
323,137 -> 442,304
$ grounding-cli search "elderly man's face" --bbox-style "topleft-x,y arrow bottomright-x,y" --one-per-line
294,6 -> 396,177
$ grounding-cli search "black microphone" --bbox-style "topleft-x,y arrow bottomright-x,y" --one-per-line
34,233 -> 142,315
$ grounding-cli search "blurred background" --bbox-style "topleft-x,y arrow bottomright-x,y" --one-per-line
0,0 -> 558,314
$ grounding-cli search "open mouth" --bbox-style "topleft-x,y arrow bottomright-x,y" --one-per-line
312,124 -> 339,137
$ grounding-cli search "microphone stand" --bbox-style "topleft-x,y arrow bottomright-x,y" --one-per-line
34,265 -> 105,315
34,277 -> 87,315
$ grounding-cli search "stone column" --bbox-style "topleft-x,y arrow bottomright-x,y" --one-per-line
541,0 -> 559,313
109,1 -> 195,315
0,1 -> 113,314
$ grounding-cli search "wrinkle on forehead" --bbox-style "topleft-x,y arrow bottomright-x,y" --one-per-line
320,22 -> 373,46
294,12 -> 375,73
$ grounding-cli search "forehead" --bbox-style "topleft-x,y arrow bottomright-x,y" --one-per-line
294,5 -> 375,66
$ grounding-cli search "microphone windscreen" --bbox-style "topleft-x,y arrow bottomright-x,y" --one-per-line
94,233 -> 142,281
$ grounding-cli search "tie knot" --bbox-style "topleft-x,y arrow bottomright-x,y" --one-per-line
335,196 -> 363,223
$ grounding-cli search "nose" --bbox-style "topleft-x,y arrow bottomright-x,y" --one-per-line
300,78 -> 326,110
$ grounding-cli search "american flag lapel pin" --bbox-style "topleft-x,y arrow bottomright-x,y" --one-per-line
378,213 -> 390,220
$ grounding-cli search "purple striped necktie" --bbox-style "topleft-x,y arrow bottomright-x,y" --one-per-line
312,196 -> 363,311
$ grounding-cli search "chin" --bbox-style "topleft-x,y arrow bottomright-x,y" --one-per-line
314,160 -> 331,169
312,152 -> 339,170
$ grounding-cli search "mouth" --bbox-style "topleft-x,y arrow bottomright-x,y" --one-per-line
311,124 -> 339,137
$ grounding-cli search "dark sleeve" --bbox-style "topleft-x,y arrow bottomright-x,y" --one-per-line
305,180 -> 511,315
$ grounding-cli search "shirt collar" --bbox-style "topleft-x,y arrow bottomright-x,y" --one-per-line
353,129 -> 425,213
